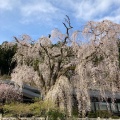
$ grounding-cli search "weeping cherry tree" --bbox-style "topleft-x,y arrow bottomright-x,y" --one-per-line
11,17 -> 120,117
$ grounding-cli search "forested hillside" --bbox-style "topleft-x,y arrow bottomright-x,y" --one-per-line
0,42 -> 17,76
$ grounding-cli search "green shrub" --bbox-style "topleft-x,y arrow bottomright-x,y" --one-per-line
0,75 -> 11,80
112,115 -> 120,119
72,107 -> 79,118
3,103 -> 32,117
30,100 -> 57,117
47,109 -> 65,120
87,110 -> 112,118
3,100 -> 63,118
87,111 -> 97,118
29,102 -> 42,117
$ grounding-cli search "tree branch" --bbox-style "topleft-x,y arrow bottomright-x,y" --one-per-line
62,15 -> 73,45
40,43 -> 52,70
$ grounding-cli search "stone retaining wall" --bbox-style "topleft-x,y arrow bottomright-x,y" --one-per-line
0,116 -> 120,120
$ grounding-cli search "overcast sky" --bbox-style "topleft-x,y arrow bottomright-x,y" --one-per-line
0,0 -> 120,44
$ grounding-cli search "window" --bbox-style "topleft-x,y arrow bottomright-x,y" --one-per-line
95,102 -> 100,110
117,103 -> 120,112
91,102 -> 95,111
110,103 -> 118,113
99,102 -> 108,110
